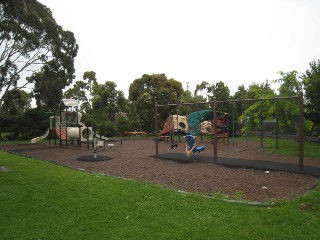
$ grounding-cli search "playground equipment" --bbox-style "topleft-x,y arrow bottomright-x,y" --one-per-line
160,110 -> 229,137
160,115 -> 188,135
184,134 -> 206,157
155,93 -> 305,170
31,129 -> 49,144
31,99 -> 108,147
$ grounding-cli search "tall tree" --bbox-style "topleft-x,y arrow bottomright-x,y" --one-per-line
64,71 -> 98,112
274,71 -> 302,96
91,81 -> 127,123
0,89 -> 31,116
194,80 -> 230,113
302,59 -> 320,131
0,0 -> 78,110
129,73 -> 184,132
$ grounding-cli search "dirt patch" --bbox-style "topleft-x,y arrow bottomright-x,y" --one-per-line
2,138 -> 319,202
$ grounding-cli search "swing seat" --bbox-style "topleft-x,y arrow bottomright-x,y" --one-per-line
193,145 -> 206,153
171,144 -> 178,149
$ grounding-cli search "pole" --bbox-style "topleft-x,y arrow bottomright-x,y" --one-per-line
245,111 -> 248,148
213,98 -> 218,162
299,92 -> 304,170
232,103 -> 235,145
154,102 -> 159,156
260,102 -> 263,149
276,100 -> 279,149
93,126 -> 97,159
59,107 -> 62,147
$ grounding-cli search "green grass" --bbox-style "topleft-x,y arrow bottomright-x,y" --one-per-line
1,151 -> 320,239
263,138 -> 320,158
0,140 -> 32,145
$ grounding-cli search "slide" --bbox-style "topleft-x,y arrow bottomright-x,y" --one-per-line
31,129 -> 50,143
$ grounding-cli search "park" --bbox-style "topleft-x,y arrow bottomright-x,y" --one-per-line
1,1 -> 320,239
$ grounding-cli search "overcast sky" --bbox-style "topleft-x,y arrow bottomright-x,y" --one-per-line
39,0 -> 320,96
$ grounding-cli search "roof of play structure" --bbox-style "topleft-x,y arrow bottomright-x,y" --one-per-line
60,99 -> 79,108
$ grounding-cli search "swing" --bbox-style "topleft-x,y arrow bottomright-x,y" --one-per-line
171,144 -> 178,149
184,134 -> 206,157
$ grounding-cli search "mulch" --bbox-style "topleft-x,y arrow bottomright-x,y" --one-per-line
1,138 -> 319,202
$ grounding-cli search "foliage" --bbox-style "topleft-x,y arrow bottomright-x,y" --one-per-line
274,71 -> 302,96
129,74 -> 184,132
115,115 -> 130,135
1,151 -> 320,239
64,71 -> 98,112
0,89 -> 31,116
195,80 -> 230,101
235,82 -> 275,134
91,81 -> 128,123
0,0 -> 78,110
79,113 -> 97,127
233,84 -> 249,116
302,59 -> 320,132
179,90 -> 207,115
99,120 -> 118,137
0,106 -> 47,140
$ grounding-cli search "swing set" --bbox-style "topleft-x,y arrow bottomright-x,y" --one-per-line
154,92 -> 305,170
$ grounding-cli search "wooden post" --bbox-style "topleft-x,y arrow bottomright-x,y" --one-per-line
299,92 -> 304,170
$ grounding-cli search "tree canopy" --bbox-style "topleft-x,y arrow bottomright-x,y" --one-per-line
64,71 -> 98,112
129,73 -> 184,132
302,60 -> 320,131
0,0 -> 78,110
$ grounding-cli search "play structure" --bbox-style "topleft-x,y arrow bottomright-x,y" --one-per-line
160,110 -> 229,138
158,109 -> 229,157
31,99 -> 108,149
155,93 -> 306,169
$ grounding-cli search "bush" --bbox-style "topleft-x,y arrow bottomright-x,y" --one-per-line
100,121 -> 118,137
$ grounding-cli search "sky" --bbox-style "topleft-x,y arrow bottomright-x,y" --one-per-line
39,0 -> 320,97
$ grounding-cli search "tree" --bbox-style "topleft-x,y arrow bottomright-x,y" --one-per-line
194,80 -> 230,113
0,0 -> 78,110
233,84 -> 249,116
91,81 -> 127,123
302,59 -> 320,131
64,71 -> 98,112
0,88 -> 32,138
179,90 -> 207,115
237,82 -> 276,135
0,89 -> 31,116
195,80 -> 230,102
246,81 -> 275,99
274,71 -> 302,96
129,73 -> 184,132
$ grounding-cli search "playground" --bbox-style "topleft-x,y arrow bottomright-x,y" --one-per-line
2,137 -> 319,202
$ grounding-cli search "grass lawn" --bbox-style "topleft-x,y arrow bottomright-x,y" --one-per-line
264,138 -> 320,158
0,150 -> 320,239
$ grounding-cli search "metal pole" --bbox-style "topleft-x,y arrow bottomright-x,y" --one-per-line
79,126 -> 81,148
276,100 -> 279,149
260,103 -> 263,149
93,126 -> 97,159
213,98 -> 218,162
53,112 -> 57,146
245,111 -> 248,148
232,104 -> 235,145
299,92 -> 304,170
154,102 -> 159,156
87,126 -> 89,150
59,107 -> 62,147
